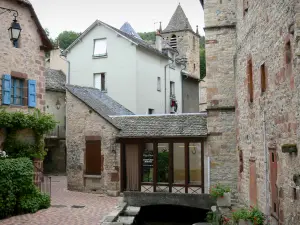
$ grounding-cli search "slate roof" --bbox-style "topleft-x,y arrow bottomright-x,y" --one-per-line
66,85 -> 134,128
120,22 -> 142,40
16,0 -> 52,50
46,69 -> 66,92
63,20 -> 168,59
110,113 -> 207,138
162,4 -> 194,33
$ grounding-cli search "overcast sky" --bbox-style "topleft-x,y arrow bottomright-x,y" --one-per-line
30,0 -> 204,39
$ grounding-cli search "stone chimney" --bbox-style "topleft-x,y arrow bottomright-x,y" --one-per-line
155,30 -> 162,52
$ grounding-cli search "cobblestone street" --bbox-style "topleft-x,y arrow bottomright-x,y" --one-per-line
1,176 -> 120,225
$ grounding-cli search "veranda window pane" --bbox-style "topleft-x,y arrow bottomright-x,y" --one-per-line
189,143 -> 202,185
157,143 -> 169,183
173,143 -> 185,184
142,143 -> 154,182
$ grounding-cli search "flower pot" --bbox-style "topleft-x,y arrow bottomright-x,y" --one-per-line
216,192 -> 231,207
239,220 -> 253,225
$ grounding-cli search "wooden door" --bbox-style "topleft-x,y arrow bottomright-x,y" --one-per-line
85,140 -> 101,175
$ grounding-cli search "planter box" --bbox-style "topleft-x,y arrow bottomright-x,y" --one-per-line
239,220 -> 253,225
216,192 -> 231,207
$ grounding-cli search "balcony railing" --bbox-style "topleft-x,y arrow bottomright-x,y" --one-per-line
46,125 -> 65,139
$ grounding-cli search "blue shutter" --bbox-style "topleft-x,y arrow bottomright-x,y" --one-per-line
28,80 -> 36,107
2,74 -> 11,105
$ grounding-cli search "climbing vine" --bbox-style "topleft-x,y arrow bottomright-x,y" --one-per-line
0,109 -> 57,160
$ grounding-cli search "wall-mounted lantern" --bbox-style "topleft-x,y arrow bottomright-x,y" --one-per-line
56,99 -> 61,110
0,7 -> 21,47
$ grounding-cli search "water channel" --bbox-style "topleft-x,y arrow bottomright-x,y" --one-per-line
135,205 -> 209,225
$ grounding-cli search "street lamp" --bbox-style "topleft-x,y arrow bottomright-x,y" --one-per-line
8,18 -> 22,47
0,7 -> 21,47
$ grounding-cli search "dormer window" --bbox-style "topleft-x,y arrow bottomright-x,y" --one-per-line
170,34 -> 177,49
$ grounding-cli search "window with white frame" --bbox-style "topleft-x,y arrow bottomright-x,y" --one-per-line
170,81 -> 175,96
93,39 -> 107,56
94,73 -> 106,91
157,77 -> 161,91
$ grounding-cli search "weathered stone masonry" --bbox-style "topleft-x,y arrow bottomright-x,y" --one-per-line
66,91 -> 120,193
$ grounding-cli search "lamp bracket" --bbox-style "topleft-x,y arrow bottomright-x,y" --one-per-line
0,7 -> 19,20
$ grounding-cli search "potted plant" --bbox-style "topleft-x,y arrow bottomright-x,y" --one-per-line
210,183 -> 231,207
232,207 -> 265,225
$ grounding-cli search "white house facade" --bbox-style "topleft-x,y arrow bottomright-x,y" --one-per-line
63,20 -> 184,115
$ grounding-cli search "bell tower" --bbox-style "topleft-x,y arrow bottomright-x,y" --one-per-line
161,4 -> 200,79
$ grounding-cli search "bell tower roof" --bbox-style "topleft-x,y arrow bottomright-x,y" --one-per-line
162,4 -> 193,33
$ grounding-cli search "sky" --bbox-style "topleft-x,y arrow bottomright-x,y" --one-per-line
30,0 -> 205,39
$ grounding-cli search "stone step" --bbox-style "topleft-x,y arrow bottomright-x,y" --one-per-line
124,206 -> 140,216
117,216 -> 135,225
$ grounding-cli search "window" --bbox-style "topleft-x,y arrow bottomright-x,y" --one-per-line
148,108 -> 154,115
285,40 -> 292,65
170,34 -> 177,49
194,63 -> 196,71
11,78 -> 24,105
260,63 -> 267,93
94,73 -> 106,91
243,0 -> 249,16
157,77 -> 161,91
247,58 -> 253,102
85,140 -> 102,175
93,39 -> 107,56
170,81 -> 175,96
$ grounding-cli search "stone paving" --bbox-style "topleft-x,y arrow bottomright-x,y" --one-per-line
1,176 -> 120,225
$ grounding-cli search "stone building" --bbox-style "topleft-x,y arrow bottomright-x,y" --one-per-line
0,0 -> 52,144
202,0 -> 300,224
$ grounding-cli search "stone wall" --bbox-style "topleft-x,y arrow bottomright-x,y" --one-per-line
204,0 -> 238,200
66,91 -> 120,194
0,0 -> 46,112
182,78 -> 200,113
234,0 -> 300,224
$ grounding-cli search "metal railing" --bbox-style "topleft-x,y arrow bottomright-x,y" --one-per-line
34,164 -> 52,196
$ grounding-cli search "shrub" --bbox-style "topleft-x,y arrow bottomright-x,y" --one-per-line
210,183 -> 231,198
232,206 -> 265,225
0,158 -> 51,219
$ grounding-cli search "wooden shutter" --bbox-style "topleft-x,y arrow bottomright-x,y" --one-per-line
85,140 -> 101,175
2,74 -> 11,105
28,80 -> 36,107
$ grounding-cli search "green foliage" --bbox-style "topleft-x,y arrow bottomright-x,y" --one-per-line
157,151 -> 169,182
210,183 -> 231,198
200,47 -> 206,79
138,32 -> 156,42
206,211 -> 222,225
56,30 -> 81,50
0,109 -> 57,160
232,207 -> 265,225
0,158 -> 51,218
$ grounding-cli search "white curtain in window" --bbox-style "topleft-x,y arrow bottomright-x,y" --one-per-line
94,74 -> 101,89
94,39 -> 107,55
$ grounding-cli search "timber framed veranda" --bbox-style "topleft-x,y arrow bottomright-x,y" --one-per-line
118,137 -> 206,194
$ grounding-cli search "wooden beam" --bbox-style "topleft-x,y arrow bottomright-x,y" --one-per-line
169,142 -> 174,193
153,142 -> 158,192
138,143 -> 143,191
185,142 -> 190,193
201,141 -> 205,193
120,143 -> 126,192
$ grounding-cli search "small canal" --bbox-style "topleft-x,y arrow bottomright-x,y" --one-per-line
134,205 -> 209,225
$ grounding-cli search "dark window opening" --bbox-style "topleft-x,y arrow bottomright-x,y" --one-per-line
272,152 -> 275,162
101,73 -> 106,91
244,0 -> 249,16
148,108 -> 154,115
273,203 -> 276,213
261,63 -> 267,93
247,58 -> 254,102
293,188 -> 297,200
11,77 -> 24,105
194,64 -> 196,71
285,41 -> 292,65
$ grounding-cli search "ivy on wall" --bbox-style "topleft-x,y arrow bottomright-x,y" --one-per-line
0,109 -> 57,160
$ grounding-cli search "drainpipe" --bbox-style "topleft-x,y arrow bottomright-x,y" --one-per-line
60,53 -> 71,84
263,109 -> 270,224
207,156 -> 210,193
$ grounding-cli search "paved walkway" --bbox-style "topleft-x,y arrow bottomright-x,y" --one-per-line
1,176 -> 120,225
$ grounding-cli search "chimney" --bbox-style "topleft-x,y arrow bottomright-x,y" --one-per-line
155,29 -> 162,52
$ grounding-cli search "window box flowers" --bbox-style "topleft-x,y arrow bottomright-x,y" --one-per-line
210,183 -> 231,207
